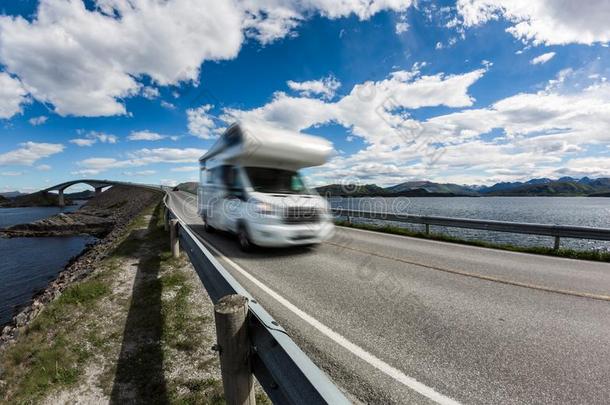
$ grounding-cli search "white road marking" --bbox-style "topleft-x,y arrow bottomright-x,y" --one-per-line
170,196 -> 461,405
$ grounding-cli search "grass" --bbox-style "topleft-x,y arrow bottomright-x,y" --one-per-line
0,196 -> 270,404
57,280 -> 109,306
0,274 -> 113,402
0,199 -> 159,404
0,199 -> 221,403
336,220 -> 610,262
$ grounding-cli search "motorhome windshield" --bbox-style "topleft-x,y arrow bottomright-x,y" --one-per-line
245,167 -> 311,194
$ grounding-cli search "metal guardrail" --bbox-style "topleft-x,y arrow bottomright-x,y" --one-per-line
163,195 -> 349,404
332,208 -> 610,249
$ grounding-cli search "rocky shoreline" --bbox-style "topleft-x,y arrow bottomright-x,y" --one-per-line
0,186 -> 162,347
0,209 -> 114,238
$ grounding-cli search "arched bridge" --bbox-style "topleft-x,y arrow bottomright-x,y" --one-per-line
42,179 -> 163,207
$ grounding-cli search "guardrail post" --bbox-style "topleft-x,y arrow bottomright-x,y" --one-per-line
170,219 -> 180,258
214,295 -> 255,405
425,224 -> 430,235
554,236 -> 560,250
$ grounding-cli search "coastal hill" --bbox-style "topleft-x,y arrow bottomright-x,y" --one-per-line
0,186 -> 159,238
0,191 -> 70,208
0,191 -> 25,198
0,189 -> 96,208
173,182 -> 198,194
316,176 -> 610,197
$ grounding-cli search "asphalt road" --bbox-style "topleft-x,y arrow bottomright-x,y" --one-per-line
168,191 -> 610,404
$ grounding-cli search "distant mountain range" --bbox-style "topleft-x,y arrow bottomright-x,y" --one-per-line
316,177 -> 610,197
2,177 -> 609,205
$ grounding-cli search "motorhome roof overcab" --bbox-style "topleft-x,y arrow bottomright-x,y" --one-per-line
198,123 -> 335,251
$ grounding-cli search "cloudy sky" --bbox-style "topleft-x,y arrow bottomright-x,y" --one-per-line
1,0 -> 610,192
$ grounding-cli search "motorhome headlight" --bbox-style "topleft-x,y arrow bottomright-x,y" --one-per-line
251,200 -> 278,216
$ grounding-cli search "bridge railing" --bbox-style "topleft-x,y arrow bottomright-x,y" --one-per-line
162,195 -> 349,405
332,208 -> 610,250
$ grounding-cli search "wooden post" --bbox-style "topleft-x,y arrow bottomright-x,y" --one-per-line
554,236 -> 560,251
164,208 -> 169,232
170,219 -> 180,258
425,224 -> 430,235
214,295 -> 255,405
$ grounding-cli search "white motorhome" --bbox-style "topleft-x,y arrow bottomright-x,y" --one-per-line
197,123 -> 335,251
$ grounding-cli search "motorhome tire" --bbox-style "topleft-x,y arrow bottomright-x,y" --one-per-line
237,225 -> 254,252
203,216 -> 215,233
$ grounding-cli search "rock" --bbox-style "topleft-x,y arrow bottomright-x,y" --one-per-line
14,312 -> 28,327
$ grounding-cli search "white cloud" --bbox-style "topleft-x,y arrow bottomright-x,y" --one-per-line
226,65 -> 486,148
75,147 -> 206,174
127,130 -> 167,141
0,142 -> 64,166
222,65 -> 610,185
1,171 -> 24,176
221,64 -> 489,184
77,157 -> 134,172
160,179 -> 179,187
71,168 -> 103,176
553,156 -> 610,178
287,76 -> 341,100
170,166 -> 199,172
141,86 -> 159,100
70,131 -> 118,147
395,14 -> 409,34
242,0 -> 414,43
395,22 -> 409,34
0,0 -> 414,118
456,0 -> 610,45
128,148 -> 206,164
70,138 -> 97,147
187,104 -> 217,139
530,52 -> 555,65
36,164 -> 52,171
94,132 -> 118,144
0,0 -> 243,117
161,100 -> 176,110
0,72 -> 28,119
123,169 -> 156,176
28,115 -> 48,126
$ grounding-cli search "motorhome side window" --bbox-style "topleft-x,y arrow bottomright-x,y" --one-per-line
208,167 -> 223,185
222,166 -> 243,190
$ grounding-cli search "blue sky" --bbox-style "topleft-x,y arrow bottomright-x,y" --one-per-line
1,0 -> 610,192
